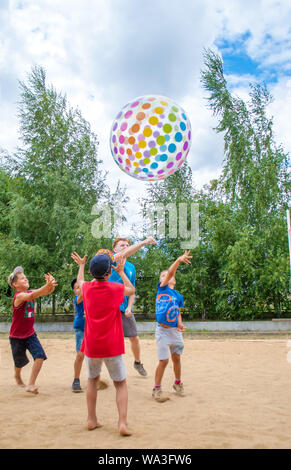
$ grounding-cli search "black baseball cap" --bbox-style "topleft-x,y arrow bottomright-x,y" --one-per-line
89,253 -> 113,279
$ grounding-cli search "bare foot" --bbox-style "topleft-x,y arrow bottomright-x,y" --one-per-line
15,376 -> 25,387
119,423 -> 132,437
87,419 -> 102,431
26,385 -> 39,394
97,380 -> 108,391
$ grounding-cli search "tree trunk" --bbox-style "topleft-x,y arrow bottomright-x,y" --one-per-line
52,294 -> 56,315
37,297 -> 42,315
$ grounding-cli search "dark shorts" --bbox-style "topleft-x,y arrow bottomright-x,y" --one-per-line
9,333 -> 47,368
121,311 -> 138,337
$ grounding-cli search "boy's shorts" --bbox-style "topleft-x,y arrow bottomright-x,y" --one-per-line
74,328 -> 84,352
121,311 -> 138,337
155,325 -> 184,360
9,333 -> 47,368
85,355 -> 126,382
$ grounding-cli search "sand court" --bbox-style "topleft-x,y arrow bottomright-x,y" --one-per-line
1,333 -> 291,449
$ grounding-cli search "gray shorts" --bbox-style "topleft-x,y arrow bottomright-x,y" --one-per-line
155,324 -> 184,360
121,311 -> 138,337
85,355 -> 126,382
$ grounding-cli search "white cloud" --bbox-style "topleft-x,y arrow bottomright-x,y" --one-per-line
0,0 -> 290,215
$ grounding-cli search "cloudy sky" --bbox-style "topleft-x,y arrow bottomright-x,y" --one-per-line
0,0 -> 291,233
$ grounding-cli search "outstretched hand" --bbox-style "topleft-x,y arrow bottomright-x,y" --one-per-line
44,273 -> 58,293
143,236 -> 157,246
112,255 -> 126,274
71,252 -> 88,266
179,250 -> 192,265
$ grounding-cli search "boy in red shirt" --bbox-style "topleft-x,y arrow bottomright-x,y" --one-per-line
71,250 -> 134,437
8,266 -> 57,394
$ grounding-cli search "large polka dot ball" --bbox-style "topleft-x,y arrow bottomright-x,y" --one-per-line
110,95 -> 191,181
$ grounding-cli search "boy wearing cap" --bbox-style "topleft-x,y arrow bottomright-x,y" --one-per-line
108,236 -> 157,376
8,266 -> 57,394
71,250 -> 134,436
70,277 -> 108,393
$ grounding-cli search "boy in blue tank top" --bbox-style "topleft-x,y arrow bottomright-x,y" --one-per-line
152,250 -> 192,402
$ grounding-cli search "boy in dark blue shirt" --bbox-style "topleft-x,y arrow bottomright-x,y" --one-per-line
152,251 -> 192,402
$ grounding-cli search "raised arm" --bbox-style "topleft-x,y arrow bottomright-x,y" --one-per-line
160,251 -> 192,287
14,274 -> 58,307
71,252 -> 88,290
114,237 -> 157,260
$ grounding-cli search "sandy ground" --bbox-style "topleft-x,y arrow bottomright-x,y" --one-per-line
1,333 -> 291,450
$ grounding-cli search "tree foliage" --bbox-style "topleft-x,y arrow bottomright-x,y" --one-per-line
0,58 -> 290,320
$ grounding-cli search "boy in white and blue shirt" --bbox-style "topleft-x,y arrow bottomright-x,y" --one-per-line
152,251 -> 192,402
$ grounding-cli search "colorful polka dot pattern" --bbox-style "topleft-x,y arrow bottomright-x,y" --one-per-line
110,95 -> 191,181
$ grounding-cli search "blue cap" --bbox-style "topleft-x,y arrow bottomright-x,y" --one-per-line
89,253 -> 112,279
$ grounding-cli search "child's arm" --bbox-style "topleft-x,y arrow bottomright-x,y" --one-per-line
76,292 -> 83,304
125,294 -> 135,317
177,312 -> 187,332
71,252 -> 88,290
160,251 -> 192,287
113,237 -> 157,260
14,274 -> 58,307
112,256 -> 135,297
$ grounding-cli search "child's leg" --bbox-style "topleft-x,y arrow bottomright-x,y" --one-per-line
14,366 -> 25,387
171,353 -> 181,381
171,352 -> 184,395
26,334 -> 47,393
113,379 -> 131,436
129,336 -> 140,362
74,351 -> 84,380
86,376 -> 102,430
26,358 -> 44,394
152,359 -> 170,402
10,337 -> 29,386
154,359 -> 169,386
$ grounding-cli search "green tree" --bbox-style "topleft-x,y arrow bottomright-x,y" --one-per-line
3,65 -> 110,314
201,48 -> 291,317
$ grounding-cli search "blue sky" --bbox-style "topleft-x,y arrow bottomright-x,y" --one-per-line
0,0 -> 290,221
218,34 -> 261,77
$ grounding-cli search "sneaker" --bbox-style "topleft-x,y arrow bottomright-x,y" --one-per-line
152,388 -> 170,403
72,379 -> 83,393
173,382 -> 184,395
134,361 -> 147,376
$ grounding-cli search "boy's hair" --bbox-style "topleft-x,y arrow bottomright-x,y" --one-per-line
71,278 -> 77,290
8,266 -> 24,288
112,237 -> 131,250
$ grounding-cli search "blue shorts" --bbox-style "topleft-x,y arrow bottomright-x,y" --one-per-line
74,328 -> 84,352
9,333 -> 47,368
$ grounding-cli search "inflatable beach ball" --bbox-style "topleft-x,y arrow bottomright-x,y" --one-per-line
110,95 -> 191,181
